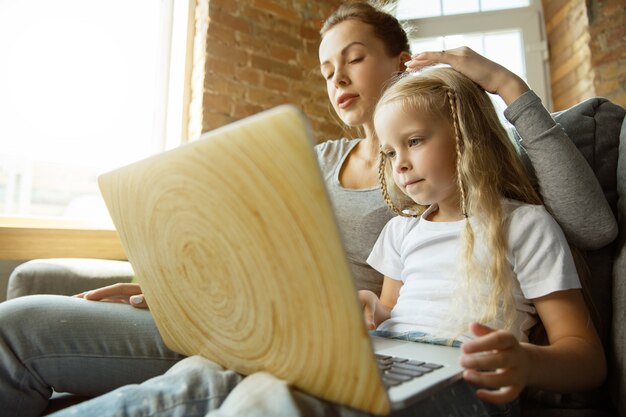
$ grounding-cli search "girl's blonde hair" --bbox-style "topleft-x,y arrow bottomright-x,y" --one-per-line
375,67 -> 543,332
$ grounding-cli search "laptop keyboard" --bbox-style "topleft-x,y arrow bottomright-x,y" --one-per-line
375,354 -> 444,388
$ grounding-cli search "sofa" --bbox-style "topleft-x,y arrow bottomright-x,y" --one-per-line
5,97 -> 626,416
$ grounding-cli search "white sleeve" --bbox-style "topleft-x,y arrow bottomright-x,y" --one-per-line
507,204 -> 582,299
366,216 -> 408,282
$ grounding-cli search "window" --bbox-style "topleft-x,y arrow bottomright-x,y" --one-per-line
0,0 -> 194,227
396,0 -> 550,116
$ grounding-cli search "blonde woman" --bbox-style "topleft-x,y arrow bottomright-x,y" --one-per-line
361,67 -> 606,414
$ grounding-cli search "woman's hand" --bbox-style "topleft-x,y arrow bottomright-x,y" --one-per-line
74,283 -> 149,309
358,290 -> 379,330
460,322 -> 530,404
405,46 -> 530,105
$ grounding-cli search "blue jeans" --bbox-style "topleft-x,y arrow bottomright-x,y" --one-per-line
47,353 -> 519,417
0,295 -> 184,417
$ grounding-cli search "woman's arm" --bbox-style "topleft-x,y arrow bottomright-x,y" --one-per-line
406,47 -> 617,250
503,92 -> 617,249
460,289 -> 606,404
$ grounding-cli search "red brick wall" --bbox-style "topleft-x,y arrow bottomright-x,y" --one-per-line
542,0 -> 626,110
587,0 -> 626,107
190,0 -> 344,143
192,0 -> 625,141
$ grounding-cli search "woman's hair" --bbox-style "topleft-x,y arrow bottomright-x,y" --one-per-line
375,67 -> 543,332
320,1 -> 411,58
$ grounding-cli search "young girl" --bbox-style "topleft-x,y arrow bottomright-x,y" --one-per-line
362,67 -> 606,408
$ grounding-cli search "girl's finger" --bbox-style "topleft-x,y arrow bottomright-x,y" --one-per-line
462,329 -> 517,354
363,305 -> 375,330
460,350 -> 515,371
463,368 -> 519,391
469,322 -> 495,337
474,385 -> 521,405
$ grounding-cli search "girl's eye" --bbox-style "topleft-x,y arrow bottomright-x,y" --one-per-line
325,72 -> 334,81
384,150 -> 396,159
408,138 -> 423,147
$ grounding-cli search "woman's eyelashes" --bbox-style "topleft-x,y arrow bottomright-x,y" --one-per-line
321,57 -> 364,80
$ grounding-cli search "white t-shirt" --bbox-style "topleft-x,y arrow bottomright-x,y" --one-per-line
366,199 -> 581,342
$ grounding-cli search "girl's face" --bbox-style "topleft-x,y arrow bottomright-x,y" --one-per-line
319,20 -> 404,128
375,102 -> 461,214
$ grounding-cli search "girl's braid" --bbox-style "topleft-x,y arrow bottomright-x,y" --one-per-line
447,88 -> 468,218
377,150 -> 413,217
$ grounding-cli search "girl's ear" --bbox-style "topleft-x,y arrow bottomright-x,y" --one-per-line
398,51 -> 412,71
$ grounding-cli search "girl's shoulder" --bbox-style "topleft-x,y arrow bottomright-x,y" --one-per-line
501,199 -> 566,240
502,199 -> 550,220
382,214 -> 421,236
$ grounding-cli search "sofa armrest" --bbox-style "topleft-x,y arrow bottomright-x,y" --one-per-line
6,258 -> 134,300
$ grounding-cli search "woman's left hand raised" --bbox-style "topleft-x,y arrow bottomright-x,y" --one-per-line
404,46 -> 529,106
459,322 -> 530,404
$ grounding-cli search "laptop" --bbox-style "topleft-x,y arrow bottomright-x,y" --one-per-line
98,105 -> 463,415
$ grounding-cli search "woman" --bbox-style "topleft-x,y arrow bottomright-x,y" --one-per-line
0,2 -> 615,416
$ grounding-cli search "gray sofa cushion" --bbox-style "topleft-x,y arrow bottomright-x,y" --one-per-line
552,98 -> 625,350
6,258 -> 134,299
612,115 -> 626,416
522,98 -> 625,415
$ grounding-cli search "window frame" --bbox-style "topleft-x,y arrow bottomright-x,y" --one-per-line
400,1 -> 552,110
0,0 -> 196,260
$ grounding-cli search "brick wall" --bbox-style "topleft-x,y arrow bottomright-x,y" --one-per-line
542,0 -> 626,110
587,0 -> 626,107
191,0 -> 625,141
188,0 -> 344,142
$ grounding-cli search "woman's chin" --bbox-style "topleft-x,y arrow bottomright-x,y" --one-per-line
337,110 -> 368,127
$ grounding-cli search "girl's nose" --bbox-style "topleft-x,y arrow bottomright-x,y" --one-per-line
394,153 -> 411,172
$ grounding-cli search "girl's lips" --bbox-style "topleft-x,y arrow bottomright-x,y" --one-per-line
405,179 -> 423,188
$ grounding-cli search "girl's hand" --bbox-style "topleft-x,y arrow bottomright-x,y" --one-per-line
74,283 -> 149,309
404,46 -> 530,105
460,322 -> 530,404
358,290 -> 379,330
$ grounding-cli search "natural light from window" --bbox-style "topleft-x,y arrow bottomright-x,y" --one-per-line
0,0 -> 163,226
396,0 -> 537,124
396,0 -> 530,19
409,31 -> 526,118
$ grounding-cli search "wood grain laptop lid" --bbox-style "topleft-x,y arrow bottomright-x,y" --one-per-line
98,105 -> 390,414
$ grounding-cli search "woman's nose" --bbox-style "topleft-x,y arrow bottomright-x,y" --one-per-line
332,67 -> 349,87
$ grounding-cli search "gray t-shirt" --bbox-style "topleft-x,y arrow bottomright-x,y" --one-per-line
314,139 -> 392,295
313,90 -> 615,296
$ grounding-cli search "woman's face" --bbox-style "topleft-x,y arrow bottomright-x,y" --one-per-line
319,20 -> 404,128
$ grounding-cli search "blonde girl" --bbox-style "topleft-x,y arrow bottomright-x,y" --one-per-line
362,67 -> 606,406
